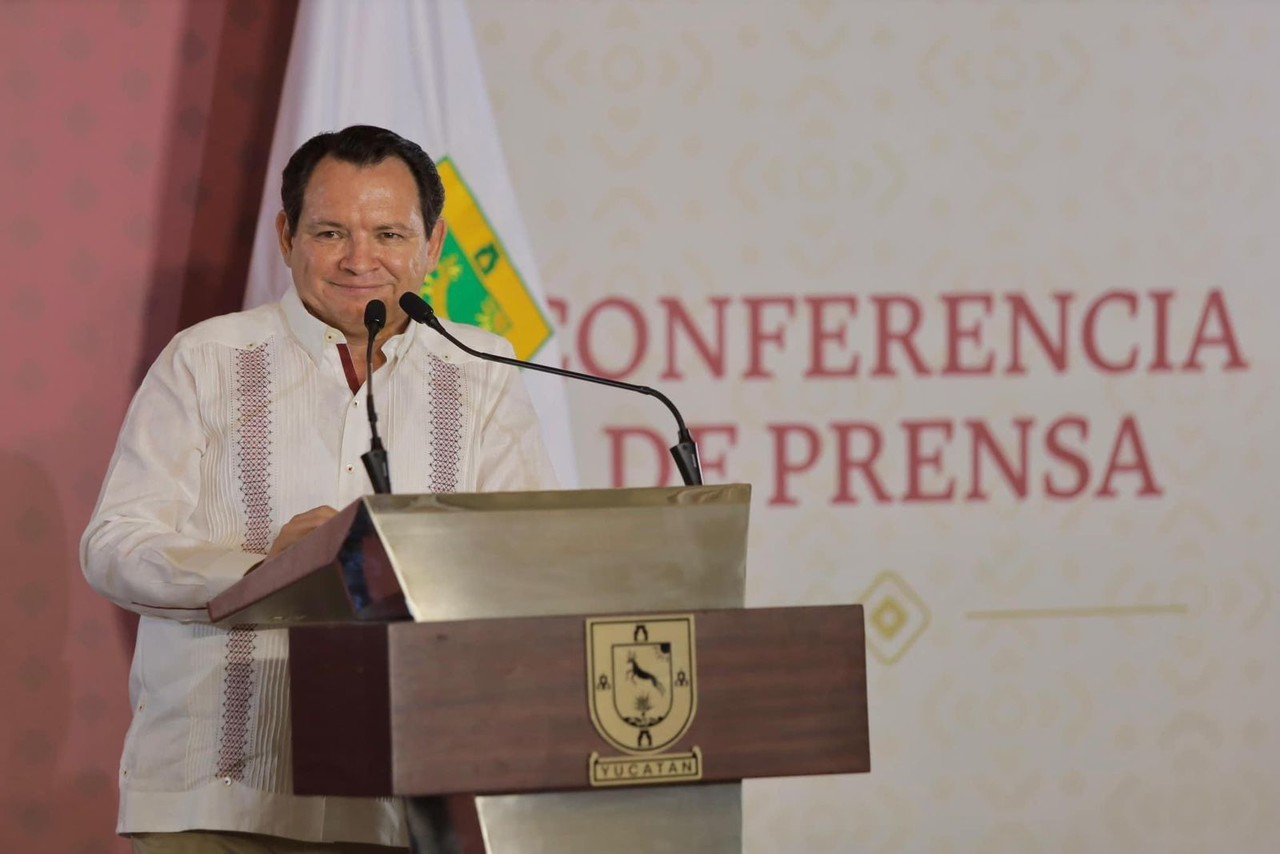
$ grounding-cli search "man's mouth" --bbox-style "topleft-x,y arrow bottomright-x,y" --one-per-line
329,282 -> 393,292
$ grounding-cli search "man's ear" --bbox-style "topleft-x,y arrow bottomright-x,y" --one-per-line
275,210 -> 293,260
427,218 -> 448,266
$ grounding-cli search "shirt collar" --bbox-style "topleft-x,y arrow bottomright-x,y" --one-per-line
280,287 -> 419,366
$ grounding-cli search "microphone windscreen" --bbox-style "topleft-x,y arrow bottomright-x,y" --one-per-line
398,292 -> 435,324
364,298 -> 387,331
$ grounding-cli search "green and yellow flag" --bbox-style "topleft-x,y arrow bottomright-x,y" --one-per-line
421,159 -> 552,362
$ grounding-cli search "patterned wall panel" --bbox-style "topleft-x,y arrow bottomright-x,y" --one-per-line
472,1 -> 1280,851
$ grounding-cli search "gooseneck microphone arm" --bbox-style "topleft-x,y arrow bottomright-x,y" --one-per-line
360,299 -> 392,494
398,292 -> 702,486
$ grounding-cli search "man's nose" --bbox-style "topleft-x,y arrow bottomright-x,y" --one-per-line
341,235 -> 377,274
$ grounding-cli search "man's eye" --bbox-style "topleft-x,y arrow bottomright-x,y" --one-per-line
316,231 -> 341,239
380,232 -> 403,240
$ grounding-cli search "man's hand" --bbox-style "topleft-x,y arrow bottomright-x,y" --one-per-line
265,506 -> 339,559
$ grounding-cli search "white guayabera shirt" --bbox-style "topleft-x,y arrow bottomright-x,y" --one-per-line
81,287 -> 558,846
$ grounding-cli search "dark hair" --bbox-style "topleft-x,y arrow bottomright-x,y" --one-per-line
280,125 -> 445,233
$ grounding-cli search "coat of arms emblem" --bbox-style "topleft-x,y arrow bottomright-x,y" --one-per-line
585,614 -> 702,787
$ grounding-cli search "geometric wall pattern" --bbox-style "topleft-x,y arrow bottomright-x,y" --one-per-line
471,2 -> 1279,850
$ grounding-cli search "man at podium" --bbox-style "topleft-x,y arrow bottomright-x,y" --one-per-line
80,125 -> 557,853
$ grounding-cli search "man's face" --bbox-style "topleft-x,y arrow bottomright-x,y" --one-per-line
276,155 -> 446,342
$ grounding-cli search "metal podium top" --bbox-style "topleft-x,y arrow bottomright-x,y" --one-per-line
209,483 -> 751,626
369,483 -> 750,621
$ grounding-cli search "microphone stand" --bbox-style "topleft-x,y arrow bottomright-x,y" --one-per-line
360,301 -> 392,494
399,293 -> 702,486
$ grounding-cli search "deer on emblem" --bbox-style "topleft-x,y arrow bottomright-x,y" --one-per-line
625,651 -> 665,695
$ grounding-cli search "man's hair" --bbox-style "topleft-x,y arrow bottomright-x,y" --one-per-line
280,125 -> 446,233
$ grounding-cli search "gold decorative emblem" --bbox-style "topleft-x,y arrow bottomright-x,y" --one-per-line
585,614 -> 702,787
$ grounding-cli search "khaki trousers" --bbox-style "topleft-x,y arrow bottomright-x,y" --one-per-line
129,831 -> 409,854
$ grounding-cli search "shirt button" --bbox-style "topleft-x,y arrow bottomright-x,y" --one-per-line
222,776 -> 233,786
345,465 -> 354,472
137,702 -> 144,712
352,400 -> 359,408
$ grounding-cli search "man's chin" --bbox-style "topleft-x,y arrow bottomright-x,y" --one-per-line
296,295 -> 370,338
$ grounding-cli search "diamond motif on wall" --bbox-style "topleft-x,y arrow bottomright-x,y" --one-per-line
860,571 -> 930,665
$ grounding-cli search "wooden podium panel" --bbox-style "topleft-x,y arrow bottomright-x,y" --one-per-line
289,604 -> 868,797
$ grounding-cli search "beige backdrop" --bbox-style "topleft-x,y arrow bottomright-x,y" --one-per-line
470,1 -> 1277,852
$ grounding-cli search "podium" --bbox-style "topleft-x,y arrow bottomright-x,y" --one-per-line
209,484 -> 869,853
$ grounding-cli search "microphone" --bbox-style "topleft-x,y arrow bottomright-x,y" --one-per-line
399,292 -> 702,485
360,299 -> 392,494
